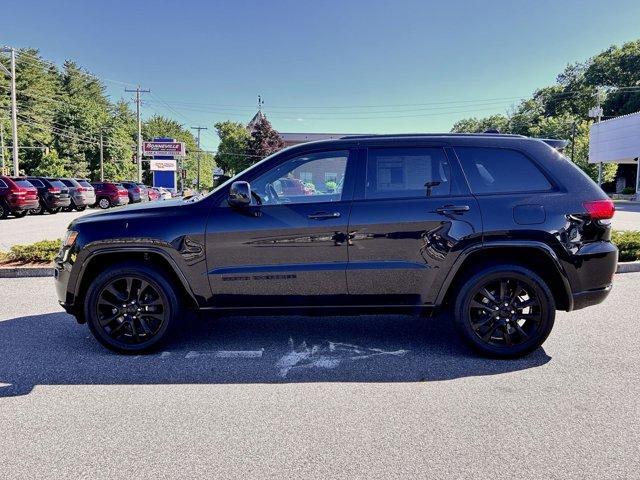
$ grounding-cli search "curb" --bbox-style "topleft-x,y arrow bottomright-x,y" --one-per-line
0,266 -> 55,278
1,262 -> 640,279
616,261 -> 640,274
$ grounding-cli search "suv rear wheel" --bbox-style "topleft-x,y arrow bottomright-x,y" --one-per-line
84,262 -> 182,353
453,264 -> 555,358
98,197 -> 110,209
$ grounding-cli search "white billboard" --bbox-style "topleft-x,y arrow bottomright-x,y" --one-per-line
589,111 -> 640,164
150,159 -> 177,171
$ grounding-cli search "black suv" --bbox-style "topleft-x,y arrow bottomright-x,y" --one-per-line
54,134 -> 617,357
26,177 -> 71,214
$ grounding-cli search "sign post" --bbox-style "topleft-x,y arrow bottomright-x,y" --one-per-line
147,138 -> 185,193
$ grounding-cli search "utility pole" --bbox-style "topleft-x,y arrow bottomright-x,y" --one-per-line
1,47 -> 19,176
125,86 -> 150,182
191,126 -> 207,190
99,129 -> 105,181
0,122 -> 5,175
570,122 -> 576,163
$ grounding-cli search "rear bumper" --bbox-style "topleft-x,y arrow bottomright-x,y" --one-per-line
8,198 -> 39,211
566,241 -> 618,311
112,196 -> 129,206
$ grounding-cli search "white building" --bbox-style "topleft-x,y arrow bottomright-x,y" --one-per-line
589,110 -> 640,193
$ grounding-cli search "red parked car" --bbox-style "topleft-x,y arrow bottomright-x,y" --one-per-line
148,187 -> 160,201
0,176 -> 39,218
91,182 -> 130,209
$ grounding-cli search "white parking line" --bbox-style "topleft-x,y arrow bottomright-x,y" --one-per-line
185,349 -> 264,359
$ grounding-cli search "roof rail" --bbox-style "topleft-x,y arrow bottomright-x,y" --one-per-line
340,133 -> 526,140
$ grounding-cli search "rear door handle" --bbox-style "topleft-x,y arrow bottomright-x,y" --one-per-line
434,204 -> 470,214
308,211 -> 341,220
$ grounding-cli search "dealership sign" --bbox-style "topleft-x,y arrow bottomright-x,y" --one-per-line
143,141 -> 186,157
149,159 -> 177,171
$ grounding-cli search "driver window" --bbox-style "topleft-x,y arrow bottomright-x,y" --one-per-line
251,150 -> 349,205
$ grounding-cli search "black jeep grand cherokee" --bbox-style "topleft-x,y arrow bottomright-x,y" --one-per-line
54,134 -> 617,357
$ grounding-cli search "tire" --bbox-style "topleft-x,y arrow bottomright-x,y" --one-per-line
84,262 -> 182,354
31,200 -> 44,215
453,264 -> 555,358
12,210 -> 28,218
98,197 -> 111,209
0,201 -> 8,219
76,205 -> 86,212
47,207 -> 60,214
64,201 -> 75,212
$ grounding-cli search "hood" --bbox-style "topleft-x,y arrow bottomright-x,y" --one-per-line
69,198 -> 186,229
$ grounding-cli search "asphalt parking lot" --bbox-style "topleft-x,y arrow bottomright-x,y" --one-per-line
0,274 -> 638,479
0,209 -> 92,250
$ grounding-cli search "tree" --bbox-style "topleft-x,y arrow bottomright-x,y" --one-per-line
247,116 -> 285,161
31,150 -> 66,177
214,121 -> 252,175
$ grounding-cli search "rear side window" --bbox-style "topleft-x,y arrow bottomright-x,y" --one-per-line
13,180 -> 34,188
48,180 -> 66,189
366,147 -> 452,199
455,147 -> 552,194
78,180 -> 93,188
29,179 -> 44,187
61,179 -> 75,187
0,179 -> 7,188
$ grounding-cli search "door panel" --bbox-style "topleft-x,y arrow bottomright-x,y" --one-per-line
346,145 -> 482,305
206,202 -> 351,307
205,148 -> 356,308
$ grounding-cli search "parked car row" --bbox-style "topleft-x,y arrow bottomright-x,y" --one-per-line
0,175 -> 177,218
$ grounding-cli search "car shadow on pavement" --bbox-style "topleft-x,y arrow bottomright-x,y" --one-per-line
0,311 -> 551,397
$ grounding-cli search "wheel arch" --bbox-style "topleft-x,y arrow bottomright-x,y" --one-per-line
437,242 -> 573,311
73,247 -> 199,320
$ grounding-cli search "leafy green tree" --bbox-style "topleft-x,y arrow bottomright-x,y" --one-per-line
31,149 -> 66,177
214,121 -> 252,175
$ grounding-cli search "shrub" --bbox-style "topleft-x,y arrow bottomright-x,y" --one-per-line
3,239 -> 62,264
622,187 -> 636,195
612,231 -> 640,262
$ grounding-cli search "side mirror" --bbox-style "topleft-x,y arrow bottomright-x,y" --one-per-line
228,181 -> 252,207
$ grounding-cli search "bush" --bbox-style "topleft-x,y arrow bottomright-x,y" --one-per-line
622,187 -> 636,195
612,231 -> 640,262
3,239 -> 62,264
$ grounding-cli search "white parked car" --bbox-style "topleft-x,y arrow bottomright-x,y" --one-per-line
157,187 -> 173,200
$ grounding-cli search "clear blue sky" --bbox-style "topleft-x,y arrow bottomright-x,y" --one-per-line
3,0 -> 640,150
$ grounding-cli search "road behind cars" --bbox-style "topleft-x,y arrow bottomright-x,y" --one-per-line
0,273 -> 638,478
0,209 -> 92,250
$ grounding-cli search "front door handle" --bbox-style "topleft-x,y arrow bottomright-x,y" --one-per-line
308,211 -> 341,220
434,204 -> 470,214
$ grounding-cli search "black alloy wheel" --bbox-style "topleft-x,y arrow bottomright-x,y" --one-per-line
31,200 -> 44,215
0,202 -> 8,219
85,263 -> 181,353
454,265 -> 555,358
13,210 -> 28,218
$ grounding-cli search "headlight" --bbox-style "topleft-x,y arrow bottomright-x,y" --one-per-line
63,230 -> 78,248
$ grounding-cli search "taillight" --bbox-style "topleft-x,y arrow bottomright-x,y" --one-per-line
48,187 -> 60,194
583,199 -> 615,220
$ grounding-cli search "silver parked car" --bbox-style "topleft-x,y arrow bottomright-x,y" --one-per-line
59,178 -> 96,211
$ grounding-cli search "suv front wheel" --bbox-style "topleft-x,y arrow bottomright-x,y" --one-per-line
453,264 -> 555,358
84,262 -> 182,353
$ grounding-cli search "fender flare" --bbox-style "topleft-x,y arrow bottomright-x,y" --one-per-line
434,240 -> 574,310
72,245 -> 199,306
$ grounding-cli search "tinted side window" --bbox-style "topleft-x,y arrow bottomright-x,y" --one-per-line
0,179 -> 7,188
366,147 -> 451,199
29,179 -> 44,187
456,147 -> 552,194
250,150 -> 349,205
